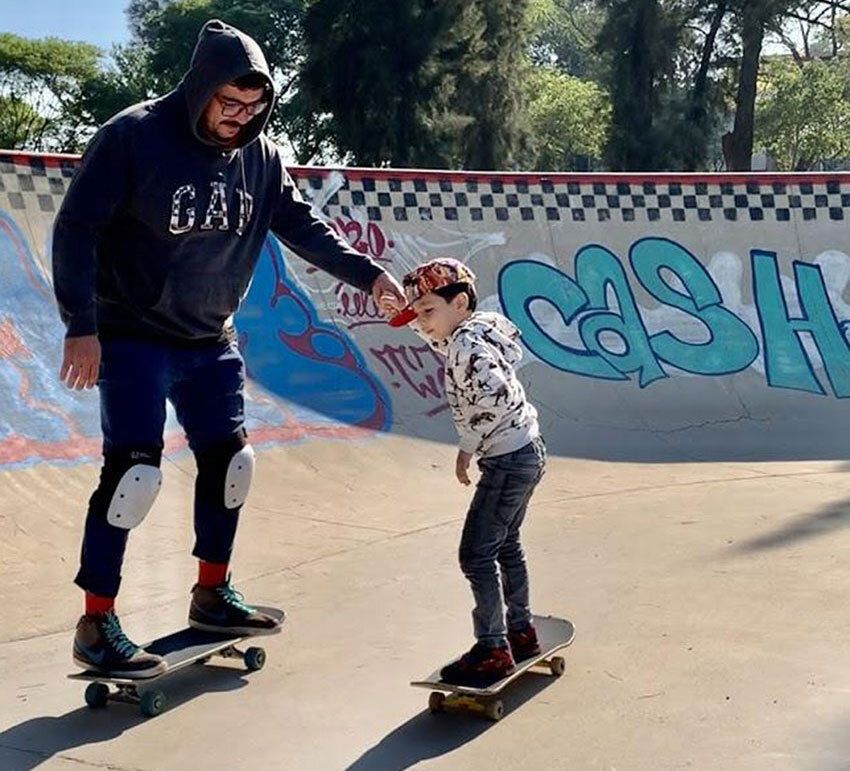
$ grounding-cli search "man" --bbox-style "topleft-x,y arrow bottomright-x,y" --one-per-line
53,19 -> 404,678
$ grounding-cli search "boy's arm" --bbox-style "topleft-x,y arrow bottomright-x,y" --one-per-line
449,336 -> 516,455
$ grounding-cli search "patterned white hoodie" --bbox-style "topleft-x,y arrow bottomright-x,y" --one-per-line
417,311 -> 539,458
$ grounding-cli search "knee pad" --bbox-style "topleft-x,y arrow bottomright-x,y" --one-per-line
97,449 -> 163,530
195,431 -> 254,510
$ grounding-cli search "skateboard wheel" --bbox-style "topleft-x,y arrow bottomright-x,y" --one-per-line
428,691 -> 445,714
549,656 -> 566,677
244,646 -> 266,671
140,690 -> 166,717
84,682 -> 109,709
484,699 -> 504,721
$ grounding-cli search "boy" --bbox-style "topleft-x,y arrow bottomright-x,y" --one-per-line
389,258 -> 546,686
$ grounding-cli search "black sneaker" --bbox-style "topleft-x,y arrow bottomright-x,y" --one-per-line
508,623 -> 542,661
73,611 -> 167,679
439,643 -> 515,687
189,576 -> 281,636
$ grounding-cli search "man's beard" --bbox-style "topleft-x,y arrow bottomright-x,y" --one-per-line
202,120 -> 244,148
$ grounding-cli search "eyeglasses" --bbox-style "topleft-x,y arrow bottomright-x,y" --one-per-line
215,94 -> 269,118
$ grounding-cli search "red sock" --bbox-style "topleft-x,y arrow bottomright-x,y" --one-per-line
198,560 -> 228,587
85,592 -> 115,616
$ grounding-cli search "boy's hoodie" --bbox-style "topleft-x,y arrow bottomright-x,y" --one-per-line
429,311 -> 539,458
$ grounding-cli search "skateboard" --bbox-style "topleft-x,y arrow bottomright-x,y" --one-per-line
68,606 -> 284,717
411,614 -> 575,721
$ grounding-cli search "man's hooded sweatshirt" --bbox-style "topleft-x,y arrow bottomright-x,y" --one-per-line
53,19 -> 383,342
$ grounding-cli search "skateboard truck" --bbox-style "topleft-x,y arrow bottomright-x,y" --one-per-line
70,606 -> 283,718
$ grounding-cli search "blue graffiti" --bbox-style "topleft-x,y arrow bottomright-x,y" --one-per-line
752,251 -> 850,397
235,236 -> 392,429
498,237 -> 850,398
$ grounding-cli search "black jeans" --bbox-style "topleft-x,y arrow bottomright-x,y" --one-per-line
459,437 -> 546,647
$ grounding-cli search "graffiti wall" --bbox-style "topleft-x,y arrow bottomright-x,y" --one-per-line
2,152 -> 850,465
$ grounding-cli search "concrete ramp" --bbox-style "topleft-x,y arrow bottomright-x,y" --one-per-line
2,156 -> 850,465
2,153 -> 850,769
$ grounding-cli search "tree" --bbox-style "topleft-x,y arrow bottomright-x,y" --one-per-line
459,0 -> 533,169
0,96 -> 47,150
721,0 -> 850,169
596,0 -> 683,170
75,43 -> 158,128
299,0 -> 488,168
0,34 -> 101,151
755,56 -> 850,169
528,0 -> 606,80
520,67 -> 610,170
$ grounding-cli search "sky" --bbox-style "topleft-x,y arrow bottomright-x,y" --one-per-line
0,0 -> 130,51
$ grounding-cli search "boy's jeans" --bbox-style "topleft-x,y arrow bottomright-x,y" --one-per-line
459,436 -> 546,648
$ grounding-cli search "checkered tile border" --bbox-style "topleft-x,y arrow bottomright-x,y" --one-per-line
0,155 -> 76,215
3,153 -> 848,224
300,175 -> 850,224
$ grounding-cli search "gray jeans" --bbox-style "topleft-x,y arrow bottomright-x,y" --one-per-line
459,437 -> 546,648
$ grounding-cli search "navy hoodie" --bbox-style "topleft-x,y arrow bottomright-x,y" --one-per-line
53,19 -> 384,342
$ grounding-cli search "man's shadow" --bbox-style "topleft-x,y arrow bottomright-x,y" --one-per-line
0,664 -> 249,770
346,671 -> 562,771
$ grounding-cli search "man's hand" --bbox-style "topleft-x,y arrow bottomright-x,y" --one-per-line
456,449 -> 473,486
60,335 -> 101,390
371,272 -> 406,317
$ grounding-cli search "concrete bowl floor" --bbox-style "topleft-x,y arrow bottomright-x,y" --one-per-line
2,433 -> 850,770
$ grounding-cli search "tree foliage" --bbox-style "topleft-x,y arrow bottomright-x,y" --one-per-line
528,0 -> 605,79
0,33 -> 101,151
299,0 -> 485,168
755,56 -> 850,169
4,0 -> 850,171
520,67 -> 610,170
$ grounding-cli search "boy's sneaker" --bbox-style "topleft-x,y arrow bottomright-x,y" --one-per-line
189,576 -> 281,636
439,643 -> 515,687
508,623 -> 542,661
73,611 -> 167,679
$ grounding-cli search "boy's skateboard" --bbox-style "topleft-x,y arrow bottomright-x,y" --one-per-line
411,614 -> 575,721
68,606 -> 284,717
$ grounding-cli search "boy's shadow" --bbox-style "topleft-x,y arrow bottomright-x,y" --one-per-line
0,665 -> 249,770
346,671 -> 562,771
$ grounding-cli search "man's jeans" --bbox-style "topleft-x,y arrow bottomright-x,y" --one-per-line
75,337 -> 246,598
459,437 -> 546,648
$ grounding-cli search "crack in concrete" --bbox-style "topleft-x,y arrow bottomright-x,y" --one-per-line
652,412 -> 770,436
0,744 -> 148,771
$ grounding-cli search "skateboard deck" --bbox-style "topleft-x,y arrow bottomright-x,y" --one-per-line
411,614 -> 575,721
68,606 -> 284,717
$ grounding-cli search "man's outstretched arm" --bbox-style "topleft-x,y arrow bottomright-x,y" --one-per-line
269,161 -> 404,312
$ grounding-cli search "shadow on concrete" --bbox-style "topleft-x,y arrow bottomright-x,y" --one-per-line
345,672 -> 559,771
732,497 -> 850,553
0,665 -> 248,770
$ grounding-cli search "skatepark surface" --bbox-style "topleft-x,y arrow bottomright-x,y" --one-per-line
2,154 -> 850,770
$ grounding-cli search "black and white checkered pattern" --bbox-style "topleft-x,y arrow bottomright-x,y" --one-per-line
299,174 -> 850,224
0,154 -> 75,215
3,152 -> 848,224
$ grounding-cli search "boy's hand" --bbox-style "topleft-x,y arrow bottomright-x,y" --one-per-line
455,449 -> 473,486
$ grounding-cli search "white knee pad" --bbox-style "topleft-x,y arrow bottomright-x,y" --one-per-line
106,464 -> 163,529
224,444 -> 254,509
